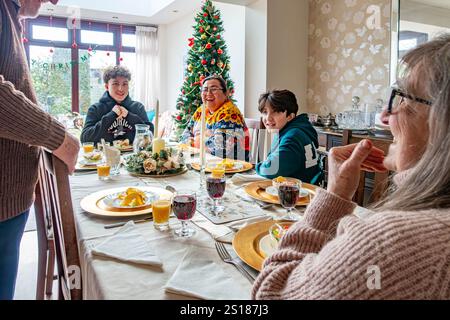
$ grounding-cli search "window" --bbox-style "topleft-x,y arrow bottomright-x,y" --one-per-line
80,30 -> 114,46
24,16 -> 140,118
29,46 -> 72,116
119,52 -> 137,98
32,25 -> 68,42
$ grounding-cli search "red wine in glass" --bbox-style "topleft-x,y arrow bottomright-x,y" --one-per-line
278,184 -> 300,209
206,177 -> 226,199
172,195 -> 196,221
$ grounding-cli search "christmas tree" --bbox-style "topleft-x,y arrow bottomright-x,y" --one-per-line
173,0 -> 235,139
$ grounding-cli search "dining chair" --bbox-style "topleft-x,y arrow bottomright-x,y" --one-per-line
245,117 -> 271,165
34,150 -> 82,300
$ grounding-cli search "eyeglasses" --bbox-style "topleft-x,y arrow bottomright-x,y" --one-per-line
388,88 -> 432,114
201,87 -> 224,94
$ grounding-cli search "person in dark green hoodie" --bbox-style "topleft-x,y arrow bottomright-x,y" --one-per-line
80,65 -> 153,145
255,89 -> 322,184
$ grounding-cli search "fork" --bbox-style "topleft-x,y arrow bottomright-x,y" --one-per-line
215,241 -> 255,283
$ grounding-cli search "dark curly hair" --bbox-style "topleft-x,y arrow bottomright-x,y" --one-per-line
103,65 -> 131,84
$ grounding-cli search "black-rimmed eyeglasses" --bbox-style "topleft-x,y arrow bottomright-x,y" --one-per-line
388,88 -> 433,114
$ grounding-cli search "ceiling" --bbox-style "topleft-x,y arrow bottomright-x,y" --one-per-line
39,0 -> 256,25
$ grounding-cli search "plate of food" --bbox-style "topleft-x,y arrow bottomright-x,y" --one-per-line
191,158 -> 253,174
113,139 -> 133,152
177,143 -> 200,154
102,187 -> 158,209
233,220 -> 294,271
80,186 -> 173,217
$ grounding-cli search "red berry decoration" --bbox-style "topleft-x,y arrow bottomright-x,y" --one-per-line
71,43 -> 77,48
216,35 -> 221,39
217,48 -> 223,55
199,27 -> 204,33
119,57 -> 123,61
214,15 -> 219,19
203,12 -> 208,17
176,115 -> 182,121
200,19 -> 205,23
205,43 -> 212,49
201,59 -> 207,65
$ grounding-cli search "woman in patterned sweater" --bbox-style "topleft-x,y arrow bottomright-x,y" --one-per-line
181,75 -> 249,161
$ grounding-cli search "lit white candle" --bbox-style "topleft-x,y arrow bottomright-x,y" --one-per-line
199,104 -> 206,167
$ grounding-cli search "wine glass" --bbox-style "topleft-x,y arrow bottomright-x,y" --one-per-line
172,190 -> 197,238
277,181 -> 301,221
206,170 -> 226,215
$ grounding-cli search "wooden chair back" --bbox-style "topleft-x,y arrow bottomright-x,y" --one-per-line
34,150 -> 82,300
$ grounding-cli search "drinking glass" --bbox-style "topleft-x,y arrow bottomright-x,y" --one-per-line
152,200 -> 171,231
277,181 -> 301,221
96,162 -> 111,181
82,142 -> 94,154
172,190 -> 197,238
206,171 -> 226,215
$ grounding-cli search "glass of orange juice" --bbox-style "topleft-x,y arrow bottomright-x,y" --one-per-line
152,199 -> 171,231
96,162 -> 111,181
83,142 -> 94,153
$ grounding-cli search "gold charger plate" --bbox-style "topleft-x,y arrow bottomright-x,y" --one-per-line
127,166 -> 188,178
191,160 -> 253,174
244,180 -> 317,206
232,220 -> 294,271
80,186 -> 173,217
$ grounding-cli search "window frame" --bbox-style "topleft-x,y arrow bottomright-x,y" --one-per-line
24,16 -> 140,114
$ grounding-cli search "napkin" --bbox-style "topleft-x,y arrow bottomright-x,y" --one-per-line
91,221 -> 163,267
191,214 -> 233,243
164,247 -> 249,300
228,173 -> 267,186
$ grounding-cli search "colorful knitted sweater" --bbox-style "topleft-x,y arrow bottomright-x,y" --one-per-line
181,101 -> 249,161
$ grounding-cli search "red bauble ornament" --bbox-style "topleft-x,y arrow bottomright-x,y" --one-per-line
201,59 -> 207,65
22,37 -> 28,43
119,57 -> 123,61
203,12 -> 208,17
205,43 -> 212,49
199,27 -> 204,33
213,27 -> 217,32
182,90 -> 186,95
200,19 -> 205,23
88,47 -> 92,52
176,115 -> 182,121
216,35 -> 221,39
214,15 -> 219,19
217,48 -> 223,55
71,43 -> 78,48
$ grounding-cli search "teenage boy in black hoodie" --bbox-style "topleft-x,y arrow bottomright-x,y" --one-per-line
80,65 -> 153,145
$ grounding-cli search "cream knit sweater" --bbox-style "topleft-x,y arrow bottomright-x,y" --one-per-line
252,174 -> 450,299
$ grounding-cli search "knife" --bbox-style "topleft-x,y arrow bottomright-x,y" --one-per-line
104,216 -> 153,229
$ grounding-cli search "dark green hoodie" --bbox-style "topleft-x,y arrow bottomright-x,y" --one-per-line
256,114 -> 321,183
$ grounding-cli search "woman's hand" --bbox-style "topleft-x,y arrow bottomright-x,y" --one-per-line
327,139 -> 387,201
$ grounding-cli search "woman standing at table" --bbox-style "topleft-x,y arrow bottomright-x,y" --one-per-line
253,34 -> 450,299
180,75 -> 250,161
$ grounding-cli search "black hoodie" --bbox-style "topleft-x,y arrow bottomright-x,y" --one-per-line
80,91 -> 153,145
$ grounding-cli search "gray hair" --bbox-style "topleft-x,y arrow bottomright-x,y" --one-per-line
376,33 -> 450,211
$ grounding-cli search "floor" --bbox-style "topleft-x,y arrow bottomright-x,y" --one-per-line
15,230 -> 39,300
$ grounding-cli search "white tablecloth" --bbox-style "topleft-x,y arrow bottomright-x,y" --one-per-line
70,167 -> 289,300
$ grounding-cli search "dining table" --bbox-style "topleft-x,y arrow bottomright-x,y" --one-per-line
70,150 -> 370,300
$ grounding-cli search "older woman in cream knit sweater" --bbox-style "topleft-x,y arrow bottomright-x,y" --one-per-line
253,34 -> 450,300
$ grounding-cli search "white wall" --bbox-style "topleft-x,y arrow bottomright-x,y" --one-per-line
159,2 -> 246,113
266,0 -> 309,114
244,0 -> 267,118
